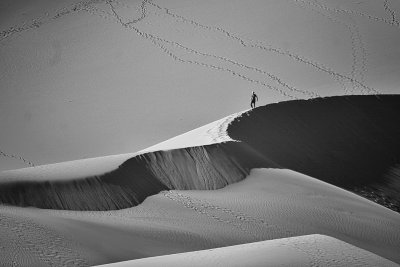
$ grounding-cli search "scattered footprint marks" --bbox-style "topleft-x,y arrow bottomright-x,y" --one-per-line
0,150 -> 35,167
292,0 -> 400,28
2,0 -> 384,97
384,0 -> 400,26
147,0 -> 378,95
0,0 -> 101,42
206,112 -> 245,143
0,211 -> 88,266
102,0 -> 316,99
292,0 -> 374,95
163,191 -> 293,240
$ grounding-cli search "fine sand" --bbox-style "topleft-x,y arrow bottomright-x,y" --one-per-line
1,0 -> 400,265
0,168 -> 399,265
0,96 -> 399,266
96,234 -> 398,267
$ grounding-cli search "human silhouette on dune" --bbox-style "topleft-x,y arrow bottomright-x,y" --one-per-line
250,91 -> 258,109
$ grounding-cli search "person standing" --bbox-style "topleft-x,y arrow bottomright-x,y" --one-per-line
250,91 -> 258,108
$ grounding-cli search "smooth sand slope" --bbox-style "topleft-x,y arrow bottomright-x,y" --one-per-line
96,234 -> 398,267
0,95 -> 399,266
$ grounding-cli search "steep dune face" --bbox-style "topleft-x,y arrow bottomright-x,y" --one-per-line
229,95 -> 400,211
0,142 -> 271,210
0,95 -> 399,211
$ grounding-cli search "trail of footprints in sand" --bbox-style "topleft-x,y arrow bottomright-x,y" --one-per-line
0,0 -> 103,42
292,0 -> 370,95
206,111 -> 245,143
146,0 -> 379,95
384,0 -> 400,26
0,0 -> 394,164
163,190 -> 294,240
99,0 -> 372,98
105,0 -> 311,100
1,0 -> 386,98
0,211 -> 88,266
0,150 -> 35,167
293,0 -> 400,27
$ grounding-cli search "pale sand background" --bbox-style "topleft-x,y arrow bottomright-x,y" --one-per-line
1,0 -> 400,170
1,0 -> 400,266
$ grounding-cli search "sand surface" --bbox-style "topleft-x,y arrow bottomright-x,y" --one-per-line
1,0 -> 400,171
1,0 -> 400,265
96,234 -> 398,267
0,95 -> 400,265
0,111 -> 241,183
1,168 -> 399,266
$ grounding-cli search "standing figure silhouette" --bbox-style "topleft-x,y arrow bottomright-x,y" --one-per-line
250,91 -> 258,109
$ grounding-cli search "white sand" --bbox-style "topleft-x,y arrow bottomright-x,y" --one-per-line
0,110 -> 244,182
95,234 -> 398,267
1,0 -> 400,263
1,168 -> 399,266
1,0 -> 400,171
139,111 -> 246,153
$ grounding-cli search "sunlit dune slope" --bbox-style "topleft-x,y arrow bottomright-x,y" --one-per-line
0,112 -> 271,210
95,234 -> 398,267
0,95 -> 399,211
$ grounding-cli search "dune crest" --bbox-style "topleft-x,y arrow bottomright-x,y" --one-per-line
0,111 -> 268,210
0,95 -> 399,211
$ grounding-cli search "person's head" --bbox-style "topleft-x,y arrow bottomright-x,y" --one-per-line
252,91 -> 255,94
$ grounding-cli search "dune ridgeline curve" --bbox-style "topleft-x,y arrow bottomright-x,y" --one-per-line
0,95 -> 399,211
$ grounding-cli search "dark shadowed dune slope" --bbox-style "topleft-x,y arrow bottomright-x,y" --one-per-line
0,94 -> 399,211
229,95 -> 400,211
0,143 -> 272,210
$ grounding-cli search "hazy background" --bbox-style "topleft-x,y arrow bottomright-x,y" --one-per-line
1,0 -> 399,171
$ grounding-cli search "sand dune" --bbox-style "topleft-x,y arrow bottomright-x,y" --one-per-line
96,234 -> 398,267
0,112 -> 265,210
0,168 -> 399,266
1,0 -> 400,265
0,95 -> 400,265
1,95 -> 399,211
229,94 -> 400,211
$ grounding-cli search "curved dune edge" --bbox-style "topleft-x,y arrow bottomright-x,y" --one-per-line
0,142 -> 274,210
0,95 -> 399,211
0,111 -> 266,210
94,234 -> 398,267
228,94 -> 400,212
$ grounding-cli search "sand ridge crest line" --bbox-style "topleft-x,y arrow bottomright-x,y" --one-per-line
205,111 -> 246,143
147,0 -> 379,95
